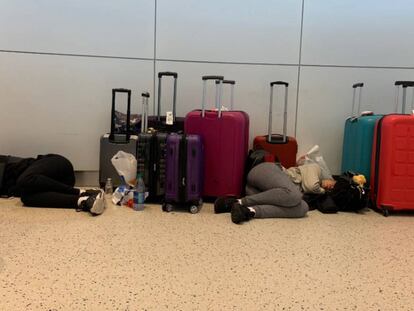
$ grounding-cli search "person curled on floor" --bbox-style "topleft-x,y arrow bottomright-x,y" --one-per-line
0,154 -> 105,215
214,161 -> 336,224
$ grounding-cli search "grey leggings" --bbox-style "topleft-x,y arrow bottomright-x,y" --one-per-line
242,163 -> 308,218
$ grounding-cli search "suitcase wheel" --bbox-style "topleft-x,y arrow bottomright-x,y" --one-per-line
189,205 -> 199,214
381,207 -> 389,217
162,203 -> 173,213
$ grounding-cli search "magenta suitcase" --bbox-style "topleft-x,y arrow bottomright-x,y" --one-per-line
184,76 -> 249,198
217,79 -> 250,154
370,81 -> 414,216
163,133 -> 204,213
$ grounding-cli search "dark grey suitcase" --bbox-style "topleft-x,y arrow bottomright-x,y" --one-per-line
137,92 -> 168,202
99,88 -> 138,188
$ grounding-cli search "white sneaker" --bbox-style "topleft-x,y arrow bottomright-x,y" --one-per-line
78,190 -> 106,215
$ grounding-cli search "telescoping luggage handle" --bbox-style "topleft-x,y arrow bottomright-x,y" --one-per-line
141,92 -> 150,133
216,79 -> 235,110
157,72 -> 178,122
351,83 -> 364,118
395,81 -> 414,113
202,75 -> 224,118
268,81 -> 289,143
110,88 -> 132,142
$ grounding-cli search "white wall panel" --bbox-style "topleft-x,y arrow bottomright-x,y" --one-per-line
157,0 -> 302,64
296,67 -> 414,175
0,0 -> 155,58
302,0 -> 414,67
0,53 -> 153,170
155,61 -> 299,146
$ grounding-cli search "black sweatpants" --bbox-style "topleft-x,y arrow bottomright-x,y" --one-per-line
17,154 -> 81,208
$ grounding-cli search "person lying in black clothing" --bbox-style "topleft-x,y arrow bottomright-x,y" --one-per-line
0,154 -> 105,215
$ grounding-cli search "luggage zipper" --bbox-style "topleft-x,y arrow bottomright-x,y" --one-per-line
149,134 -> 157,197
373,116 -> 384,201
179,135 -> 187,202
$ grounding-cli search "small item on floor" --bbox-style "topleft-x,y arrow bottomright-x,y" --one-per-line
133,173 -> 145,211
104,178 -> 113,197
111,151 -> 138,187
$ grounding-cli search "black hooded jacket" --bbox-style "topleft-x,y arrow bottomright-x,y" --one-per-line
0,155 -> 35,197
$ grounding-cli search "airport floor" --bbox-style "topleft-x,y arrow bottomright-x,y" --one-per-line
0,197 -> 413,311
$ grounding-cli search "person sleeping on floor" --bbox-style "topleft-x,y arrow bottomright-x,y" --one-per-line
0,154 -> 105,215
214,162 -> 336,224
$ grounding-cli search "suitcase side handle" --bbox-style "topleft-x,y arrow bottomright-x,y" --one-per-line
110,88 -> 132,142
351,82 -> 364,118
395,81 -> 414,113
201,75 -> 224,118
216,80 -> 236,110
141,92 -> 150,133
157,72 -> 178,121
268,81 -> 289,143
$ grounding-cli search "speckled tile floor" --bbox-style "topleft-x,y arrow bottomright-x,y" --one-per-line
0,197 -> 413,311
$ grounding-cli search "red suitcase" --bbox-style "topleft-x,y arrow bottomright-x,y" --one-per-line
253,81 -> 297,168
370,81 -> 414,216
184,76 -> 249,198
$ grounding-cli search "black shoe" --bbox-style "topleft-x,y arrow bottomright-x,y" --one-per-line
214,196 -> 238,214
80,189 -> 103,197
231,202 -> 254,224
77,190 -> 105,215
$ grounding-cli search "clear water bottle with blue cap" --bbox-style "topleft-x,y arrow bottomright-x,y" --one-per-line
133,173 -> 145,211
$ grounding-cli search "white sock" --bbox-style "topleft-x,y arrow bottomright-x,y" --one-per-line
237,199 -> 242,204
79,189 -> 86,195
77,196 -> 88,206
248,207 -> 256,214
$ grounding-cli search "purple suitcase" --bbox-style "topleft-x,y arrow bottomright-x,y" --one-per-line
184,76 -> 249,198
163,133 -> 204,213
148,72 -> 184,133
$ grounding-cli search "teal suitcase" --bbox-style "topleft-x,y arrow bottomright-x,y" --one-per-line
341,83 -> 382,182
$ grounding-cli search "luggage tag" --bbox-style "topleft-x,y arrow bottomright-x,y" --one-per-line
166,111 -> 174,125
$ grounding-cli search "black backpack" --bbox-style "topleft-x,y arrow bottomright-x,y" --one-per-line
303,171 -> 369,213
330,172 -> 369,212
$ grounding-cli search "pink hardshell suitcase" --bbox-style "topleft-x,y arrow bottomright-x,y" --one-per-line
184,76 -> 249,198
370,81 -> 414,216
217,79 -> 250,156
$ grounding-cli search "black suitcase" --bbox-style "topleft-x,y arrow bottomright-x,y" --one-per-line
148,72 -> 184,133
99,89 -> 138,188
137,93 -> 168,202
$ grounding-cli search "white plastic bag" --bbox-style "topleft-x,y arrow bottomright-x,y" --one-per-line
297,145 -> 333,180
111,151 -> 137,187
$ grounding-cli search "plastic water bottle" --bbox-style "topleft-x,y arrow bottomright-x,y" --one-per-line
133,174 -> 145,211
104,178 -> 113,197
